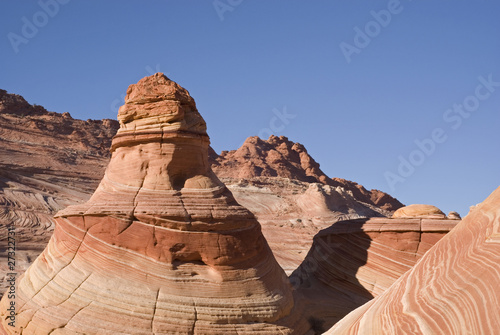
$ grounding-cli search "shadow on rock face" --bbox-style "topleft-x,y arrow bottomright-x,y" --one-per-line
290,219 -> 373,334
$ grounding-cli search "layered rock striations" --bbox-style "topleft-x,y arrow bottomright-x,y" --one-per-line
210,136 -> 403,212
291,210 -> 458,333
0,88 -> 406,300
0,81 -> 473,334
210,136 -> 405,277
224,178 -> 395,276
326,187 -> 500,334
0,74 -> 309,334
0,89 -> 118,297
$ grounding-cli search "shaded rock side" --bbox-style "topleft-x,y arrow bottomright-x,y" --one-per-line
325,186 -> 500,334
291,216 -> 458,333
0,74 -> 309,334
221,177 -> 396,276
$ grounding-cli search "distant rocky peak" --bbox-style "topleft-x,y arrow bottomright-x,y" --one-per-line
213,135 -> 328,184
0,89 -> 48,116
212,135 -> 403,211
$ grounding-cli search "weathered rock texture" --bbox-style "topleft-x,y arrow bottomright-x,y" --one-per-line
0,75 -> 309,334
447,211 -> 461,220
392,204 -> 445,219
326,186 -> 500,335
291,216 -> 458,333
0,89 -> 405,300
223,178 -> 396,276
0,89 -> 118,297
211,136 -> 403,211
209,136 -> 404,278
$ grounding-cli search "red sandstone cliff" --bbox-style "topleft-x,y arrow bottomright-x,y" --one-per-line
210,135 -> 403,211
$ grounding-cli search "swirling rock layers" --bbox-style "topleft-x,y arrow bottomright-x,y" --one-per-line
0,74 -> 307,334
326,186 -> 500,334
0,89 -> 119,298
291,217 -> 458,333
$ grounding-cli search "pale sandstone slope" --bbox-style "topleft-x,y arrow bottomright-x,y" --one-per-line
210,135 -> 404,276
210,135 -> 403,212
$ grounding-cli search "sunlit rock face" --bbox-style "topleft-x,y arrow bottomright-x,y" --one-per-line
0,74 -> 309,334
0,89 -> 119,298
325,186 -> 500,335
392,204 -> 446,219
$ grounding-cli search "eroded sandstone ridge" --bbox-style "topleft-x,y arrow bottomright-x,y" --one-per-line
326,186 -> 500,334
0,74 -> 309,334
209,136 -> 404,277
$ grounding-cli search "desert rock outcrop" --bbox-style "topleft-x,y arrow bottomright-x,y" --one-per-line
291,214 -> 458,333
326,186 -> 500,334
210,136 -> 403,211
0,82 -> 471,334
0,89 -> 118,296
0,74 -> 309,334
223,177 -> 394,276
392,204 -> 446,219
0,88 -> 406,301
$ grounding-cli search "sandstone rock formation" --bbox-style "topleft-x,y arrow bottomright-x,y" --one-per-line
0,89 -> 118,297
326,186 -> 500,334
0,74 -> 312,334
0,88 -> 405,300
392,204 -> 446,219
291,214 -> 458,333
447,211 -> 461,219
0,82 -> 471,334
222,177 -> 394,276
329,178 -> 402,212
210,136 -> 403,211
209,137 -> 404,278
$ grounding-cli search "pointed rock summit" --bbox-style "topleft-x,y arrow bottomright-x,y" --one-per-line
0,74 -> 307,334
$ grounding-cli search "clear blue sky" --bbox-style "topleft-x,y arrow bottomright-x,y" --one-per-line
1,1 -> 499,217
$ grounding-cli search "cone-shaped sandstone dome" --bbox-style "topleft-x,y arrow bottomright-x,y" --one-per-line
0,74 -> 308,334
392,204 -> 445,219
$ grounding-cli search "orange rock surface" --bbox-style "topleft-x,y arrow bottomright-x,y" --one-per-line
0,74 -> 309,334
392,204 -> 446,219
291,216 -> 458,333
211,136 -> 403,212
0,89 -> 118,297
326,186 -> 500,334
0,82 -> 469,334
0,88 -> 406,305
